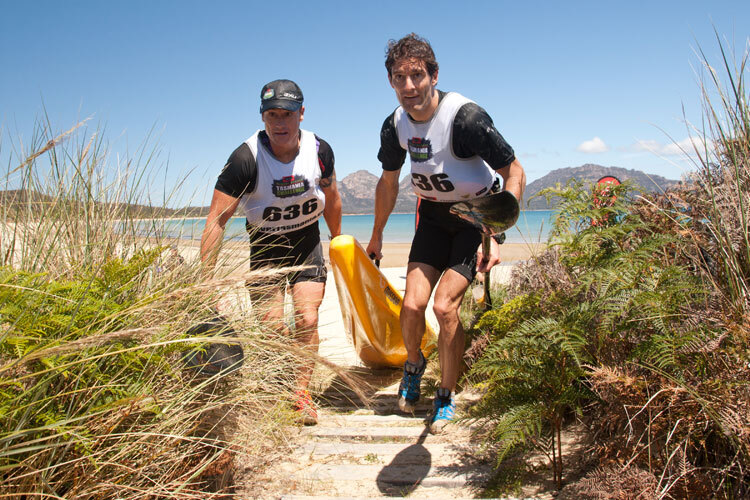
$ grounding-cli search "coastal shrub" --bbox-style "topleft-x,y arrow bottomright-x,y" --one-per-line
468,179 -> 718,490
463,293 -> 539,370
580,37 -> 750,498
468,36 -> 750,497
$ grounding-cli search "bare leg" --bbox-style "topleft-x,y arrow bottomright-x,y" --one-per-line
432,269 -> 471,392
249,285 -> 288,335
400,262 -> 441,364
397,263 -> 441,413
290,280 -> 325,390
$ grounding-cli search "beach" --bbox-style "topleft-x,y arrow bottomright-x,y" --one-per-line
175,239 -> 546,272
346,242 -> 546,268
324,241 -> 545,268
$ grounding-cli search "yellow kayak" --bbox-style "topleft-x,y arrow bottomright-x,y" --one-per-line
329,235 -> 436,368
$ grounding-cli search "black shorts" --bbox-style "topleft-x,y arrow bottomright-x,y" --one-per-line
408,200 -> 482,283
247,221 -> 327,285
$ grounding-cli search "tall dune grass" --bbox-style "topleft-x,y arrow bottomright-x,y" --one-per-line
0,120 -> 319,497
684,37 -> 750,318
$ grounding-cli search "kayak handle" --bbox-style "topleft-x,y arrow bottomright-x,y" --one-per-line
368,253 -> 381,268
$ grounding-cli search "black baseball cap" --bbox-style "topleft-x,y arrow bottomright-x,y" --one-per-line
259,79 -> 304,113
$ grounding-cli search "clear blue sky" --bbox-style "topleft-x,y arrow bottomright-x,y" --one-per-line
1,0 -> 748,207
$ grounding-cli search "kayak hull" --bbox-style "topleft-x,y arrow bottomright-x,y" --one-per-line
329,235 -> 436,368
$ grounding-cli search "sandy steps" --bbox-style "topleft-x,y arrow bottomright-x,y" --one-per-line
234,265 -> 549,498
246,389 -> 508,499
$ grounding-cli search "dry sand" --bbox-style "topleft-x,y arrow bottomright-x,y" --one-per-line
344,241 -> 546,268
175,239 -> 546,271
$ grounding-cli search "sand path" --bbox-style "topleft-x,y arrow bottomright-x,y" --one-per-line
239,262 -> 562,499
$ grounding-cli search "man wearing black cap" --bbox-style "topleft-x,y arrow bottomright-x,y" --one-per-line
200,79 -> 342,425
367,34 -> 526,434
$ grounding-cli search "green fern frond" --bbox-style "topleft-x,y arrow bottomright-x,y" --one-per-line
490,402 -> 546,464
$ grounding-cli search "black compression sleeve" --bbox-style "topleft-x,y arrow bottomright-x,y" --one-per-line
377,111 -> 406,171
453,103 -> 516,171
315,135 -> 335,179
215,143 -> 256,198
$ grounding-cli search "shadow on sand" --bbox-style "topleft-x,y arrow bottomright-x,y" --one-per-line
376,426 -> 432,496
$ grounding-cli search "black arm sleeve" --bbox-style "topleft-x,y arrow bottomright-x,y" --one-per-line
377,111 -> 407,171
452,103 -> 516,171
214,143 -> 256,198
315,135 -> 335,178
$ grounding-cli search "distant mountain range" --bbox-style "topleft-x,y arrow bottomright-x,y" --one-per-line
522,164 -> 681,210
1,164 -> 681,218
338,164 -> 682,213
338,169 -> 418,214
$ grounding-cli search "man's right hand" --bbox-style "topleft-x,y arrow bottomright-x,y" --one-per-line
200,189 -> 240,276
366,234 -> 383,261
367,170 -> 400,262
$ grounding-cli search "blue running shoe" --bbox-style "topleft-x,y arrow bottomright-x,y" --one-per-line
397,352 -> 426,413
430,388 -> 455,434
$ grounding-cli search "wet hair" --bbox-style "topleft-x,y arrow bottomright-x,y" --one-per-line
385,33 -> 439,78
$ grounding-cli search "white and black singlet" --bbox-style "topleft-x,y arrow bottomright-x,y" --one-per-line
215,129 -> 334,281
379,91 -> 515,192
378,90 -> 516,280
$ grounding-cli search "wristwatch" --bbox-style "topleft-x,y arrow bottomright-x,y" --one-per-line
492,233 -> 506,245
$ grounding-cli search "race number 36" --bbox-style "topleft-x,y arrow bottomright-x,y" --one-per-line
411,173 -> 455,192
263,198 -> 318,221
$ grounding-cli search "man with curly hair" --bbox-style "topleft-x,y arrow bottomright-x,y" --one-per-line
367,33 -> 526,434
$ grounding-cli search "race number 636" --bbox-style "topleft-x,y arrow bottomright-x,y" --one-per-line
262,198 -> 318,221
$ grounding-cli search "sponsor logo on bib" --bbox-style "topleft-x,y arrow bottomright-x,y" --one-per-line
407,137 -> 432,163
272,175 -> 310,198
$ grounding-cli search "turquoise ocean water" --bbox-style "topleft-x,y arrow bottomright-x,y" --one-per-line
147,210 -> 555,244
